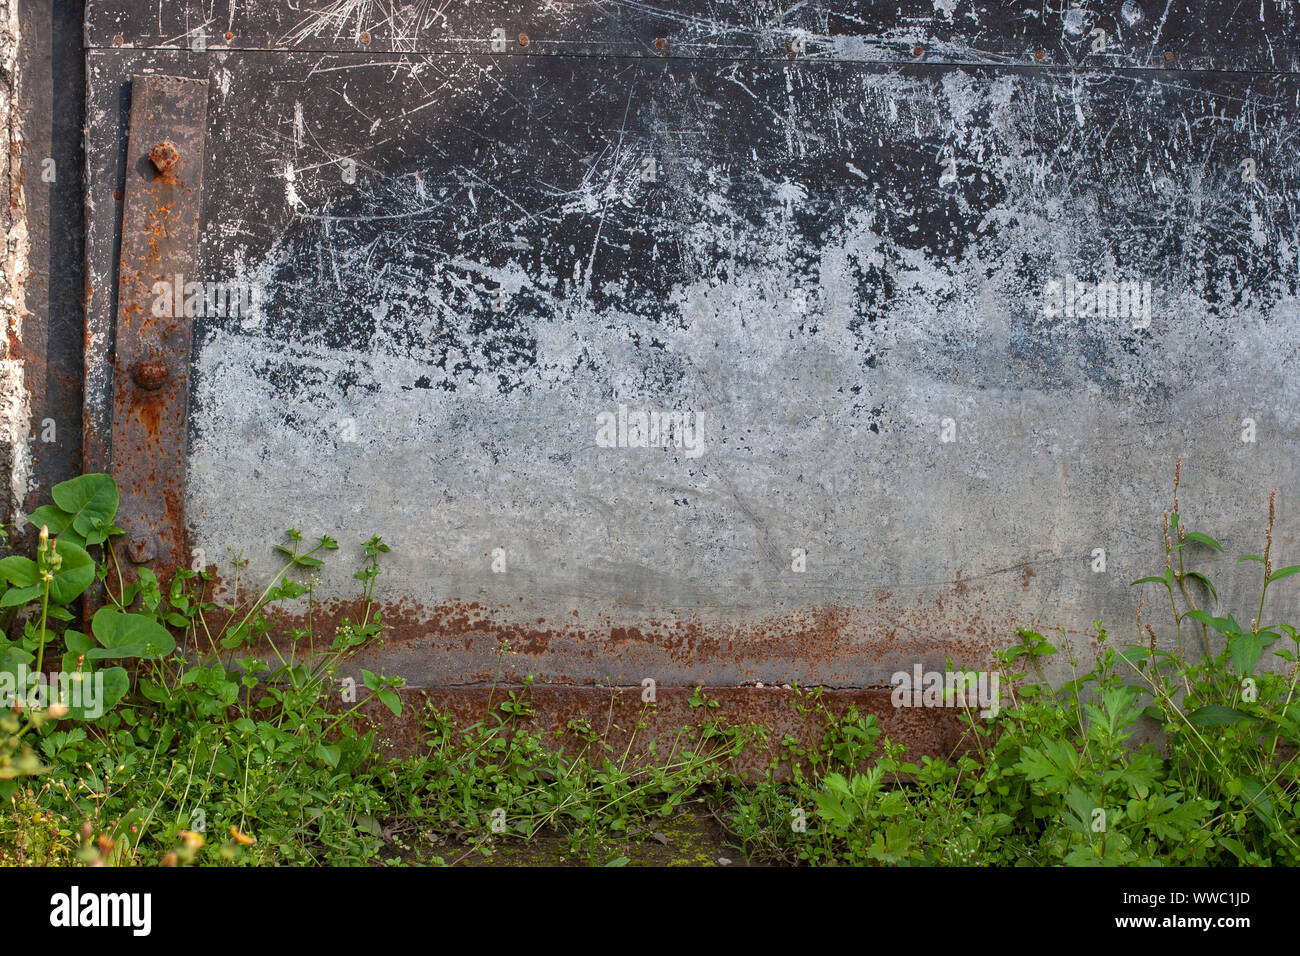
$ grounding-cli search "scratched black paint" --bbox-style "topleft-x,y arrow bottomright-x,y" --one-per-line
85,0 -> 1300,72
75,47 -> 1300,461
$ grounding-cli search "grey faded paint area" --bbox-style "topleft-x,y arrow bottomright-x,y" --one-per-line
82,43 -> 1300,686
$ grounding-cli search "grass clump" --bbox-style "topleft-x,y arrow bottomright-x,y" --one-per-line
2,467 -> 1298,866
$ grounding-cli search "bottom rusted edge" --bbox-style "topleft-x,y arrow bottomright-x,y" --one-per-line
357,684 -> 976,779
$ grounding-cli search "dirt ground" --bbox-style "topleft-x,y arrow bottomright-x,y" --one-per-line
396,806 -> 765,867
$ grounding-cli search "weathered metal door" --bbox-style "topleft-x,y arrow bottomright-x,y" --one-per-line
70,1 -> 1300,746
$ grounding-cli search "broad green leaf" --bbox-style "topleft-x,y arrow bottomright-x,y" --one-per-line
48,540 -> 94,605
1267,565 -> 1300,584
1227,632 -> 1265,674
1184,609 -> 1233,634
1185,705 -> 1254,726
89,608 -> 176,660
0,585 -> 41,607
212,752 -> 237,778
1063,786 -> 1097,834
63,630 -> 94,654
0,556 -> 38,587
1131,570 -> 1173,591
314,742 -> 341,767
62,666 -> 129,720
1182,570 -> 1218,602
0,644 -> 33,670
1118,646 -> 1154,664
50,474 -> 118,544
1239,777 -> 1274,829
1181,531 -> 1223,551
378,688 -> 401,716
1240,555 -> 1265,563
26,505 -> 71,537
1218,836 -> 1251,864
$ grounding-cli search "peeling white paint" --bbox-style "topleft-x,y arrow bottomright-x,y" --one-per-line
0,0 -> 32,519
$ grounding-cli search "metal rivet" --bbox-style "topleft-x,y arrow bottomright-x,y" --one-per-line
1034,48 -> 1045,60
132,359 -> 169,391
913,44 -> 924,56
224,31 -> 234,41
359,31 -> 371,44
518,33 -> 529,47
149,141 -> 180,175
113,33 -> 123,45
655,37 -> 667,51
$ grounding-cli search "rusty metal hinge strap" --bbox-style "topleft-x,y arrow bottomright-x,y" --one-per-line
109,74 -> 209,582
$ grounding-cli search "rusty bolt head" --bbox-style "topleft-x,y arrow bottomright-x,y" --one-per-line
149,141 -> 180,176
1163,50 -> 1175,62
225,31 -> 234,41
126,533 -> 156,564
655,37 -> 667,51
359,31 -> 371,44
1034,48 -> 1045,60
518,33 -> 529,47
132,359 -> 169,390
913,44 -> 924,56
